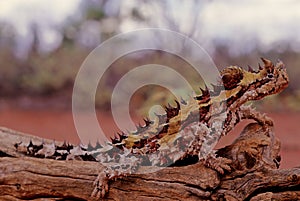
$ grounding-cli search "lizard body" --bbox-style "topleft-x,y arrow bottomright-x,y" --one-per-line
15,58 -> 289,199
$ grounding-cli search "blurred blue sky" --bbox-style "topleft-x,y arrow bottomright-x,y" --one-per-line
0,0 -> 300,58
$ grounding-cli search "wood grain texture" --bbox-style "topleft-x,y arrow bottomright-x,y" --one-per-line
0,124 -> 299,201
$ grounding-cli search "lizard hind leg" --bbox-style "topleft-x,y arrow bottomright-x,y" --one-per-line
91,154 -> 143,198
92,170 -> 109,198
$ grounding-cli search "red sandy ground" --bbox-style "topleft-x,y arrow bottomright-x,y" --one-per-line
0,107 -> 299,169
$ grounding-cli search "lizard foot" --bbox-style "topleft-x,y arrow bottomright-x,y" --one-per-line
91,171 -> 109,199
205,155 -> 232,174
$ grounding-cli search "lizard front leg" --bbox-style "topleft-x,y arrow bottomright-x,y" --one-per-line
204,105 -> 273,174
204,153 -> 232,174
188,123 -> 232,174
239,105 -> 273,126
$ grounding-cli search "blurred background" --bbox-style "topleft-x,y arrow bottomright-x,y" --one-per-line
0,0 -> 299,168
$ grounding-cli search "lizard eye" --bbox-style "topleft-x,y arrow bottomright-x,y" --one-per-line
267,73 -> 274,78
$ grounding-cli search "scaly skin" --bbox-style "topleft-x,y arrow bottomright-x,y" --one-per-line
92,58 -> 289,198
15,58 -> 289,199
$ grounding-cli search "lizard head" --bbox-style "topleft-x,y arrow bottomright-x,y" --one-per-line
248,58 -> 289,99
221,58 -> 289,101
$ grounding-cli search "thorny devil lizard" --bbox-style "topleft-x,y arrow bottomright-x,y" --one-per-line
15,58 -> 289,199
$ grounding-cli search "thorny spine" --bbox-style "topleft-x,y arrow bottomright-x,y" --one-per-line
15,58 -> 289,199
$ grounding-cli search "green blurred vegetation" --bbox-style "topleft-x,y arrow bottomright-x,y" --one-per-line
0,2 -> 299,113
1,39 -> 300,112
0,44 -> 88,96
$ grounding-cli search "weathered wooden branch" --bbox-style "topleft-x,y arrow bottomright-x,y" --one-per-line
0,124 -> 299,201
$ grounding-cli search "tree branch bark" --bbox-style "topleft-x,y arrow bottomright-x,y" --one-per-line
0,124 -> 299,201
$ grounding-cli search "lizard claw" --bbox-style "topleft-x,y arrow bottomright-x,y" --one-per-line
92,171 -> 109,198
205,156 -> 232,174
